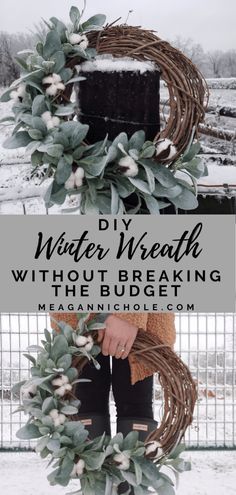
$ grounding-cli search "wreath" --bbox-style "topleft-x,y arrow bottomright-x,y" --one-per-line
0,3 -> 209,214
13,313 -> 196,495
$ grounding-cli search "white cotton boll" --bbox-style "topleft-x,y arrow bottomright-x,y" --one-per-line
69,33 -> 84,45
17,84 -> 26,98
114,452 -> 130,471
155,138 -> 177,161
157,448 -> 163,457
85,342 -> 93,352
118,156 -> 139,177
10,84 -> 26,102
75,167 -> 85,180
76,459 -> 85,475
56,82 -> 66,92
46,120 -> 54,130
145,441 -> 162,456
58,413 -> 66,424
49,409 -> 66,426
10,90 -> 19,102
155,138 -> 172,153
74,167 -> 85,187
52,377 -> 64,387
49,409 -> 59,420
65,173 -> 76,190
74,177 -> 83,188
75,335 -> 89,347
84,335 -> 94,352
52,73 -> 62,84
167,145 -> 177,160
61,375 -> 69,385
71,464 -> 77,477
46,84 -> 58,96
21,383 -> 37,399
64,384 -> 72,392
51,116 -> 60,127
41,111 -> 52,123
53,417 -> 61,427
42,112 -> 60,130
80,38 -> 89,50
43,75 -> 54,85
55,385 -> 66,396
71,459 -> 85,477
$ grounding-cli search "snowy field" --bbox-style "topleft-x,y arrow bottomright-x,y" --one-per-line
0,451 -> 236,495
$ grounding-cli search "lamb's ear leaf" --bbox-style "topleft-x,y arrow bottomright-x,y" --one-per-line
43,29 -> 62,59
128,130 -> 146,151
123,430 -> 139,450
55,157 -> 72,185
0,87 -> 14,102
92,313 -> 109,324
82,14 -> 106,31
0,115 -> 15,123
182,142 -> 201,162
61,405 -> 78,415
32,95 -> 47,116
15,56 -> 29,71
16,424 -> 41,439
12,380 -> 26,394
3,131 -> 32,149
142,194 -> 160,214
23,353 -> 36,365
69,6 -> 81,24
170,187 -> 198,210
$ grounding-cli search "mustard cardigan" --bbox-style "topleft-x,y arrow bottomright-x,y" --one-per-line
50,312 -> 176,384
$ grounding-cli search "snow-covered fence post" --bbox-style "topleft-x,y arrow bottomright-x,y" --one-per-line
77,58 -> 160,142
76,58 -> 160,213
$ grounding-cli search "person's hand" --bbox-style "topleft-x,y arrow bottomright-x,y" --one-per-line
97,315 -> 138,359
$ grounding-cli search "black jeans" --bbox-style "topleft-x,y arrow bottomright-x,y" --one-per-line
76,353 -> 154,419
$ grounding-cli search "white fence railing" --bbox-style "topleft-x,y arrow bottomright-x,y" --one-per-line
0,313 -> 235,449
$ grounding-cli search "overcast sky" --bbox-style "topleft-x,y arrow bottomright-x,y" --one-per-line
1,0 -> 235,51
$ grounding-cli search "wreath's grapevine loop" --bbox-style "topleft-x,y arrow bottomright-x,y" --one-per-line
13,313 -> 196,495
0,5 -> 208,213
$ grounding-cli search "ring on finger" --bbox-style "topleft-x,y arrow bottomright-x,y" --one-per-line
117,344 -> 126,353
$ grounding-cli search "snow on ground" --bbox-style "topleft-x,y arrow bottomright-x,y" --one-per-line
0,451 -> 235,495
0,84 -> 235,212
80,55 -> 157,73
207,78 -> 236,90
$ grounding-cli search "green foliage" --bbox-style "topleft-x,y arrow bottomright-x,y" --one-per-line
43,30 -> 62,59
3,131 -> 32,148
1,4 -> 206,216
70,6 -> 81,26
81,14 -> 107,32
16,423 -> 41,439
13,312 -> 190,494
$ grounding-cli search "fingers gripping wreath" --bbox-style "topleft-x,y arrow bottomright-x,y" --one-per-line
1,5 -> 208,214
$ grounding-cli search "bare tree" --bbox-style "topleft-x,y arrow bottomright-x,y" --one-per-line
0,33 -> 19,86
0,31 -> 33,86
222,50 -> 236,77
207,50 -> 225,78
171,36 -> 208,75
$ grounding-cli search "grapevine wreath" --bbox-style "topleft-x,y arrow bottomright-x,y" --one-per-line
13,313 -> 197,495
1,4 -> 209,213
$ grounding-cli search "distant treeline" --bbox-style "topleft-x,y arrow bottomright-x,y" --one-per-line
0,29 -> 235,87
